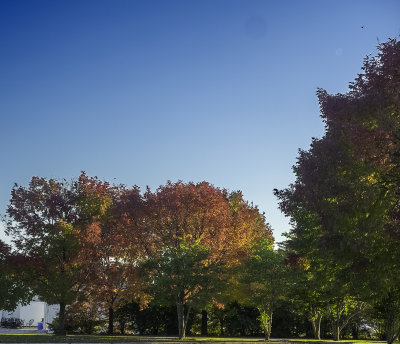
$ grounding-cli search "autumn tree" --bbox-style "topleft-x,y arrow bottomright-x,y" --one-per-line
76,179 -> 146,334
5,173 -> 114,335
140,181 -> 272,338
226,191 -> 273,265
143,181 -> 231,254
139,181 -> 230,338
201,191 -> 273,336
6,177 -> 78,335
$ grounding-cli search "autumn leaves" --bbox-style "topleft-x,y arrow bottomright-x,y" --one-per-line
4,174 -> 272,336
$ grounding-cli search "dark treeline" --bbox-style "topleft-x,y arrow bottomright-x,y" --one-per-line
50,300 -> 373,340
1,39 -> 400,342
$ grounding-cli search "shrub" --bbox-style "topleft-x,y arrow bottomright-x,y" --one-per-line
0,317 -> 24,328
49,302 -> 104,334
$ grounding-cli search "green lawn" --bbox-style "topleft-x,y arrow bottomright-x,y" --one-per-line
0,335 -> 390,344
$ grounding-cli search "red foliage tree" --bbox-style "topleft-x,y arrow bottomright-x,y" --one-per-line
140,181 -> 273,338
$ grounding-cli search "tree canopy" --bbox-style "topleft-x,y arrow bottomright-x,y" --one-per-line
275,38 -> 400,342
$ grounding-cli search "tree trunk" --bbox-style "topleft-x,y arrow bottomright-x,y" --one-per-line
352,323 -> 359,339
177,302 -> 184,339
201,310 -> 208,336
264,328 -> 269,341
184,306 -> 191,337
56,247 -> 67,336
311,313 -> 322,340
108,307 -> 114,335
266,310 -> 272,341
316,314 -> 322,340
333,325 -> 340,341
258,307 -> 272,341
56,302 -> 66,336
331,306 -> 342,341
176,300 -> 192,339
385,314 -> 400,344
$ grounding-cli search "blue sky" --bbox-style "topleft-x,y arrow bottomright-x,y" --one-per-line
1,0 -> 399,244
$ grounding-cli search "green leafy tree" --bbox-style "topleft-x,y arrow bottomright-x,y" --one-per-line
140,239 -> 223,339
238,240 -> 288,340
0,240 -> 32,312
275,39 -> 400,342
285,255 -> 327,339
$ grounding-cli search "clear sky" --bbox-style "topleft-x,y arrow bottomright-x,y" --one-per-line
1,0 -> 399,244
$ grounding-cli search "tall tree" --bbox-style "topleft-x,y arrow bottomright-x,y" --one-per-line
77,180 -> 145,334
275,39 -> 400,342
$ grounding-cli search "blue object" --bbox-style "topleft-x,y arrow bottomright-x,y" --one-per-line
37,322 -> 43,330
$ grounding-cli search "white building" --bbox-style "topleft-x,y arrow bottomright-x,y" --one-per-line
1,297 -> 59,329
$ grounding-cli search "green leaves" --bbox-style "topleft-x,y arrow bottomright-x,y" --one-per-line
141,238 -> 223,308
0,240 -> 32,311
275,38 -> 400,341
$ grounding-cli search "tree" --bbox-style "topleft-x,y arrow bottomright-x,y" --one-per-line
6,177 -> 79,335
5,173 -> 113,335
140,181 -> 272,338
143,181 -> 232,255
141,239 -> 222,339
0,240 -> 31,312
140,181 -> 231,339
200,191 -> 273,336
285,253 -> 327,340
238,240 -> 288,341
275,38 -> 400,342
226,191 -> 273,265
73,176 -> 145,335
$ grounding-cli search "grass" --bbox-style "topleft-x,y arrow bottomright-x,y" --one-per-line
0,335 -> 391,344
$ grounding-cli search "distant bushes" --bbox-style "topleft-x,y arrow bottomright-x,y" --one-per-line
0,317 -> 24,328
50,302 -> 105,334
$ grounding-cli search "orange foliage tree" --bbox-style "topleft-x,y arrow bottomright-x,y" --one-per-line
6,174 -> 272,337
76,175 -> 146,334
139,181 -> 273,338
